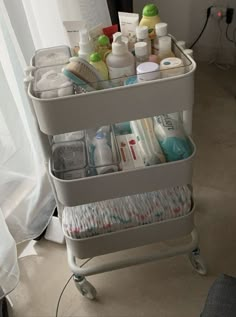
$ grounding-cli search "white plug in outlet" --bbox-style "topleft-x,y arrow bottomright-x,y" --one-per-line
211,6 -> 227,19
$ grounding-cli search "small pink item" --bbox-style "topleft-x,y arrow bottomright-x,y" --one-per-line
149,54 -> 159,64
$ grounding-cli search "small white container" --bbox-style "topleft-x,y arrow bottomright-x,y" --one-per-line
135,42 -> 149,66
137,62 -> 160,83
136,26 -> 151,54
153,23 -> 168,53
160,57 -> 184,78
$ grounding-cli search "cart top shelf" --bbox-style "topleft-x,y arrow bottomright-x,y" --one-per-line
28,39 -> 196,135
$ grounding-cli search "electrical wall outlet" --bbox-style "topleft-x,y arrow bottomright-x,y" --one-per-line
211,6 -> 227,19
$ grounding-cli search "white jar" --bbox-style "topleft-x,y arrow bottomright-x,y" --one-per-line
137,62 -> 160,83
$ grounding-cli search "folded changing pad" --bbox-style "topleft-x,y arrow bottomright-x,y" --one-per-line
63,185 -> 192,239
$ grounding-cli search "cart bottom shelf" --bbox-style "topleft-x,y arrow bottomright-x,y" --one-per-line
64,206 -> 194,259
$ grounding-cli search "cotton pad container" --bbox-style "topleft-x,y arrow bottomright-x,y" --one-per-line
34,46 -> 71,67
32,64 -> 74,99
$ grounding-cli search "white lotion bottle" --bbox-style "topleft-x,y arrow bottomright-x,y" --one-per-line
106,32 -> 135,86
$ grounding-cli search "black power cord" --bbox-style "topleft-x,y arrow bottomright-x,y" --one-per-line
225,8 -> 236,45
55,258 -> 92,317
226,24 -> 235,44
190,6 -> 213,49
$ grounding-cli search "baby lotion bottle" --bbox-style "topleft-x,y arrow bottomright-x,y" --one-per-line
139,4 -> 161,40
97,35 -> 111,61
106,32 -> 135,86
89,52 -> 109,80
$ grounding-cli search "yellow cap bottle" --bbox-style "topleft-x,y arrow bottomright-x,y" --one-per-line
139,4 -> 161,40
89,52 -> 109,81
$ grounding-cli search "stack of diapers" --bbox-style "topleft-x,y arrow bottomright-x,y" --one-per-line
63,185 -> 192,239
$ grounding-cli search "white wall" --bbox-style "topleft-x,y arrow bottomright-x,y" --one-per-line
134,0 -> 236,64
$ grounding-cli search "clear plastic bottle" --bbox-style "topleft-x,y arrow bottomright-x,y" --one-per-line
106,32 -> 135,86
93,132 -> 118,174
156,36 -> 175,64
153,22 -> 168,55
89,52 -> 109,80
134,42 -> 149,66
136,26 -> 152,55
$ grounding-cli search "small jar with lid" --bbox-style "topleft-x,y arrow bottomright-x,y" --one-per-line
136,62 -> 160,83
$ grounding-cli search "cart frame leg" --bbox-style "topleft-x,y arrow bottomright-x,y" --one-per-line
67,228 -> 199,277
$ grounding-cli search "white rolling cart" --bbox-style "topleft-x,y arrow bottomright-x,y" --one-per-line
26,39 -> 207,300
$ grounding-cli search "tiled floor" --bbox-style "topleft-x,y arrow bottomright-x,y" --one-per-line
10,63 -> 236,317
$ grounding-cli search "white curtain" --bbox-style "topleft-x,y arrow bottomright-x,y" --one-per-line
0,0 -> 111,300
0,0 -> 55,299
22,0 -> 111,49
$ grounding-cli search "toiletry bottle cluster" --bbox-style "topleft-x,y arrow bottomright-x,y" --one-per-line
30,3 -> 193,99
62,2 -> 187,89
27,3 -> 194,182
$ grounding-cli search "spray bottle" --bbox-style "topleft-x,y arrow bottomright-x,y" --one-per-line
79,29 -> 93,61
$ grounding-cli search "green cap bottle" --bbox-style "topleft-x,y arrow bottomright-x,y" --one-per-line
90,52 -> 102,63
142,3 -> 159,17
98,35 -> 110,46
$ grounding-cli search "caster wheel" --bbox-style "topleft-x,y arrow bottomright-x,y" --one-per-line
73,276 -> 97,300
189,249 -> 207,276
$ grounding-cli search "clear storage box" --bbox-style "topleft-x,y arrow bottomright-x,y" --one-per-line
32,64 -> 74,99
34,45 -> 71,68
52,140 -> 87,180
53,130 -> 85,143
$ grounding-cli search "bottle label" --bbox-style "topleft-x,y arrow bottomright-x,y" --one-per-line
108,65 -> 135,86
